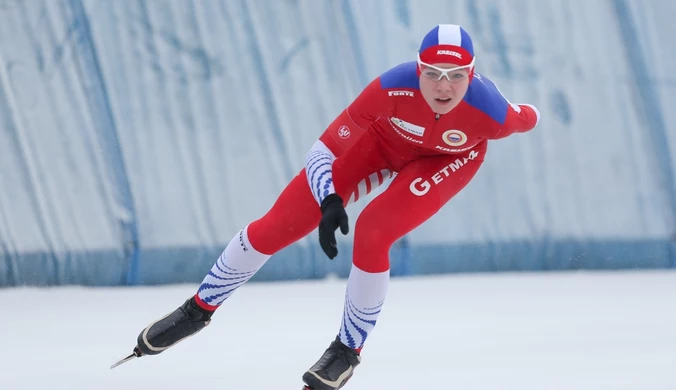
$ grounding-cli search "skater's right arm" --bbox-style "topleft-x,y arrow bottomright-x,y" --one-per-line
305,78 -> 389,206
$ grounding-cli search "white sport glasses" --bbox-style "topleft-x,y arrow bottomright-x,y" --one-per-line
417,53 -> 476,82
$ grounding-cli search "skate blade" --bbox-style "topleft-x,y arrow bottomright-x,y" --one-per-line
110,348 -> 142,369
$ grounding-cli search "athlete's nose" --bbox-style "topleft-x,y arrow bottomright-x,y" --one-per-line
435,78 -> 454,92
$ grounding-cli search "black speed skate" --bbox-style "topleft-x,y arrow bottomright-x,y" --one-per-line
302,337 -> 361,390
110,296 -> 214,368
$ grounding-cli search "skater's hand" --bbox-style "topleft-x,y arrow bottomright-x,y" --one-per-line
318,194 -> 349,259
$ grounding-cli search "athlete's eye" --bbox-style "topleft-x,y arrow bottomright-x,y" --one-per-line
423,70 -> 441,79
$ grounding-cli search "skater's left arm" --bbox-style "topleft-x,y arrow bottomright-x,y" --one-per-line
491,102 -> 541,139
477,75 -> 541,139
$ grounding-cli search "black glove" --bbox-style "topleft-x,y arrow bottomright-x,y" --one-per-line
318,193 -> 349,259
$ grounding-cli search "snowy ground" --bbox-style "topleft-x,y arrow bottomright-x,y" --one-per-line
1,269 -> 675,390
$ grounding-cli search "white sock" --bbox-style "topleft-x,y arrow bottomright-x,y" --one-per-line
338,265 -> 389,350
196,225 -> 271,307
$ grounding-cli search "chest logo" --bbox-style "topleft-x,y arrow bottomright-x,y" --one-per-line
390,117 -> 425,137
441,130 -> 467,147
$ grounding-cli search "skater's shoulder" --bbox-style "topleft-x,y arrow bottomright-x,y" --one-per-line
378,61 -> 420,92
463,72 -> 512,125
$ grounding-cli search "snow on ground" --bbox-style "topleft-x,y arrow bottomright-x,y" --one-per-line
1,269 -> 675,390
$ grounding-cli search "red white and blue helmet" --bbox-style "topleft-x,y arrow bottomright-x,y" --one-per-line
418,24 -> 476,78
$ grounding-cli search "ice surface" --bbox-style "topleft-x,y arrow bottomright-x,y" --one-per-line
1,269 -> 675,389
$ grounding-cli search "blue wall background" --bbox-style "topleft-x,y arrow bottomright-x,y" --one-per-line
1,0 -> 674,286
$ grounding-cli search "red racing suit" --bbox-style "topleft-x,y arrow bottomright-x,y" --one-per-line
248,61 -> 540,272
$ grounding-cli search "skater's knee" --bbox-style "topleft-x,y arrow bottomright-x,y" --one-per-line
352,216 -> 394,273
354,206 -> 402,247
248,211 -> 321,255
245,172 -> 323,255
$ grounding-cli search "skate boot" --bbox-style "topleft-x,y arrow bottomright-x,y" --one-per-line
136,296 -> 214,356
302,337 -> 361,390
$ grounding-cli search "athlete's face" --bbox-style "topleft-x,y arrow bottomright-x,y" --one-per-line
418,62 -> 471,115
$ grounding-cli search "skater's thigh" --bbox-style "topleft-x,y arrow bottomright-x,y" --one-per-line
352,144 -> 486,271
247,170 -> 323,254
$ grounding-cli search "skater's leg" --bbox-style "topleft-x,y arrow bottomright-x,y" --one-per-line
131,131 -> 390,362
338,145 -> 487,349
195,171 -> 322,310
132,171 -> 325,357
196,131 -> 392,311
303,145 -> 487,389
337,265 -> 388,351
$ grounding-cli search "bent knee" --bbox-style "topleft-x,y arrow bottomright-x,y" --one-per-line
352,216 -> 397,273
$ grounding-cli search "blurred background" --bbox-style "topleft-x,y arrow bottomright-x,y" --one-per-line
1,0 -> 674,287
2,1 -> 676,389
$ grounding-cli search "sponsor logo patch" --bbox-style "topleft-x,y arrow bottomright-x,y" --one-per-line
390,117 -> 425,137
409,150 -> 481,196
388,90 -> 414,97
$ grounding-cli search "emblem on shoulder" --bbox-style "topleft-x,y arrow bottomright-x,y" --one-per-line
337,125 -> 351,139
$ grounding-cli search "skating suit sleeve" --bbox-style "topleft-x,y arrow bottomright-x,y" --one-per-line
486,79 -> 540,139
490,101 -> 540,139
305,78 -> 389,206
466,73 -> 541,140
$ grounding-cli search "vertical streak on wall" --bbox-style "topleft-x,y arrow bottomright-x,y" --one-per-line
0,33 -> 60,285
612,0 -> 676,267
238,0 -> 294,180
68,0 -> 141,283
340,0 -> 369,88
